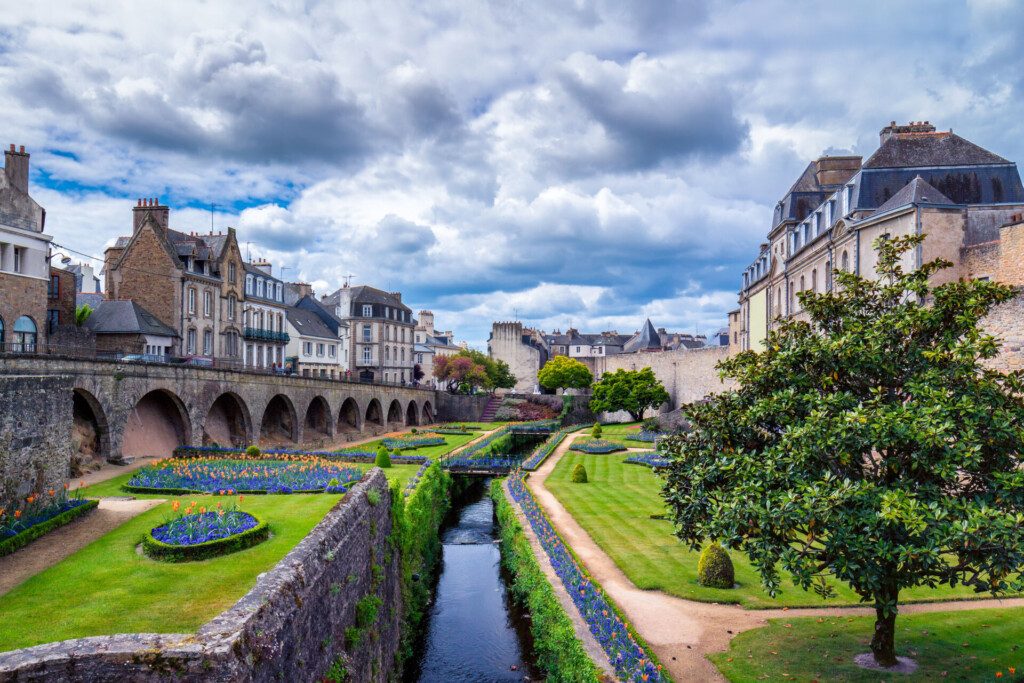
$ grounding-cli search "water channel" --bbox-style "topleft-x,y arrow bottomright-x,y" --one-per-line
405,478 -> 541,682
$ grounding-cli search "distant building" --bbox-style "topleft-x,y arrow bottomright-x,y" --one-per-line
414,310 -> 463,387
489,321 -> 548,393
0,144 -> 49,352
242,260 -> 289,369
321,284 -> 414,384
285,306 -> 345,378
293,292 -> 351,376
85,299 -> 178,357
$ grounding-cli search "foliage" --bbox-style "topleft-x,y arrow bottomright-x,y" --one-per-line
589,368 -> 670,422
245,445 -> 261,457
443,457 -> 519,473
570,438 -> 626,454
366,489 -> 381,506
571,463 -> 588,483
641,417 -> 661,433
74,303 -> 93,327
412,363 -> 425,382
661,235 -> 1024,667
355,594 -> 382,627
433,353 -> 488,393
494,397 -> 560,421
491,480 -> 602,682
538,355 -> 594,391
697,542 -> 735,589
126,456 -> 361,494
0,498 -> 97,558
375,445 -> 392,469
625,430 -> 661,443
591,422 -> 602,438
521,428 -> 574,470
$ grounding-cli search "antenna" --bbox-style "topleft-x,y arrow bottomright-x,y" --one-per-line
280,266 -> 292,280
343,274 -> 354,287
210,203 -> 216,233
514,307 -> 518,321
245,241 -> 252,262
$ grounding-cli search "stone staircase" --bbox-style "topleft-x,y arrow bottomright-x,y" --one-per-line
479,396 -> 502,422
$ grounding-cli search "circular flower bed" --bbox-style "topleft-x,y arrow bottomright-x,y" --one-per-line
569,439 -> 626,454
125,456 -> 362,495
381,434 -> 446,450
624,430 -> 662,443
143,504 -> 269,562
624,452 -> 671,469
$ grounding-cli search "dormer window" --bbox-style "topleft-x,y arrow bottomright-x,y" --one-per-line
245,275 -> 253,295
844,185 -> 853,214
276,283 -> 282,301
256,278 -> 264,297
362,304 -> 372,317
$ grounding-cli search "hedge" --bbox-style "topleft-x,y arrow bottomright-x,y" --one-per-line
142,516 -> 270,562
0,499 -> 98,558
491,480 -> 601,682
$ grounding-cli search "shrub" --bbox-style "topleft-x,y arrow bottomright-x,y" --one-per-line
571,463 -> 588,483
641,417 -> 661,433
366,489 -> 382,506
411,427 -> 418,434
697,542 -> 735,589
245,445 -> 261,457
375,445 -> 392,468
0,498 -> 98,558
591,422 -> 602,438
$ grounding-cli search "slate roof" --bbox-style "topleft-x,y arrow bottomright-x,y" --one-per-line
873,176 -> 956,214
85,300 -> 178,337
286,306 -> 337,341
864,132 -> 1010,169
623,319 -> 662,353
322,285 -> 412,313
76,292 -> 104,309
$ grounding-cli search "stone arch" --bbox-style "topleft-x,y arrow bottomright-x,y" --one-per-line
303,395 -> 333,443
261,394 -> 298,444
338,397 -> 362,433
386,399 -> 403,428
365,398 -> 384,429
71,388 -> 110,472
123,388 -> 191,459
405,400 -> 419,426
421,400 -> 433,424
204,392 -> 252,448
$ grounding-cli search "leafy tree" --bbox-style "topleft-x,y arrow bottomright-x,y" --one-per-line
460,348 -> 517,391
74,304 -> 93,327
588,367 -> 668,421
433,354 -> 488,393
413,363 -> 425,382
661,235 -> 1024,668
538,355 -> 593,392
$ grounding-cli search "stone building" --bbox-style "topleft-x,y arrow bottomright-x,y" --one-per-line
242,260 -> 289,369
321,284 -> 414,384
414,310 -> 463,388
285,306 -> 346,378
488,321 -> 548,393
737,121 -> 1024,351
0,144 -> 49,353
85,299 -> 178,356
104,200 -> 246,361
293,292 -> 351,375
46,266 -> 77,336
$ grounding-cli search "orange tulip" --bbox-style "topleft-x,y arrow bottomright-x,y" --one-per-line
48,489 -> 55,496
172,501 -> 180,512
14,510 -> 21,519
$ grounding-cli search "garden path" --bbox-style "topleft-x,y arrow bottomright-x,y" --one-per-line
0,498 -> 163,597
528,433 -> 1024,682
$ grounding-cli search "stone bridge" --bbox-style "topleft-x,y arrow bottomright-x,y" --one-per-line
0,356 -> 437,463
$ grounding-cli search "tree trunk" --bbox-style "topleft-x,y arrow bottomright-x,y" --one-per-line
870,586 -> 899,667
630,411 -> 643,422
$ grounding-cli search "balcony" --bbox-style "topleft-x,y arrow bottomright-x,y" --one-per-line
243,327 -> 290,343
354,357 -> 377,367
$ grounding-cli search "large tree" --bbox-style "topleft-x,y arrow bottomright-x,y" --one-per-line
433,354 -> 488,393
460,348 -> 517,391
661,235 -> 1024,668
538,355 -> 593,392
588,367 -> 668,421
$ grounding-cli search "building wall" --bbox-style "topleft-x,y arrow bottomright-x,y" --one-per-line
0,271 -> 46,348
489,321 -> 542,393
747,288 -> 768,351
183,277 -> 221,357
982,295 -> 1024,372
106,222 -> 182,342
47,267 -> 76,333
996,222 -> 1024,285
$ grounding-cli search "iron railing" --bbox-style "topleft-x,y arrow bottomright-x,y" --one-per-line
243,327 -> 290,343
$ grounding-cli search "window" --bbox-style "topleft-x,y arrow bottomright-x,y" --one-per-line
328,345 -> 336,357
844,185 -> 853,214
203,330 -> 213,356
48,274 -> 59,298
400,348 -> 405,361
47,309 -> 59,334
13,247 -> 22,273
0,315 -> 4,345
187,329 -> 197,354
276,283 -> 282,301
362,346 -> 372,362
203,291 -> 212,317
825,261 -> 832,291
229,262 -> 237,284
811,269 -> 817,293
187,288 -> 196,314
385,346 -> 390,361
362,324 -> 372,342
228,295 -> 236,320
256,278 -> 264,297
362,304 -> 372,317
317,343 -> 325,356
841,250 -> 849,272
11,316 -> 36,353
416,353 -> 422,364
304,341 -> 313,355
245,275 -> 253,295
788,280 -> 795,312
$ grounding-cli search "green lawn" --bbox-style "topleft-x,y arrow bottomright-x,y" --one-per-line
340,431 -> 480,459
0,493 -> 341,651
594,421 -> 650,448
711,608 -> 1024,681
546,452 -> 990,608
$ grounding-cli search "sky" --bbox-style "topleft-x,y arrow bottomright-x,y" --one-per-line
3,1 -> 1024,348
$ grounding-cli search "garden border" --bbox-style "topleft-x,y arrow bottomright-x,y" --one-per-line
142,515 -> 270,562
0,499 -> 98,558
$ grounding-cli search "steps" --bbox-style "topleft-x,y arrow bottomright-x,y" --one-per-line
479,396 -> 502,422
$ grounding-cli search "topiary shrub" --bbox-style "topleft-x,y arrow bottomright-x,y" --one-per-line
571,463 -> 588,483
697,542 -> 735,588
591,422 -> 602,438
245,445 -> 261,457
375,445 -> 392,468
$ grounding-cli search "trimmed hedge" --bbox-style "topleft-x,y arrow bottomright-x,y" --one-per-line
697,542 -> 735,589
571,463 -> 589,483
491,480 -> 601,682
142,516 -> 270,562
0,499 -> 98,558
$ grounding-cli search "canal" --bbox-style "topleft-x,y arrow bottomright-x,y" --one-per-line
405,478 -> 540,682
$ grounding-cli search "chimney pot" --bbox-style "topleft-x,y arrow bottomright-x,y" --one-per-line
18,145 -> 24,154
8,144 -> 13,152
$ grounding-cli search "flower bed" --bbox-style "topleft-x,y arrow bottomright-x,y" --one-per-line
451,424 -> 513,460
380,434 -> 446,450
511,419 -> 560,434
402,458 -> 434,498
126,456 -> 363,495
442,457 -> 519,473
624,452 -> 671,469
569,439 -> 627,454
143,502 -> 269,562
624,431 -> 662,443
0,494 -> 98,558
174,445 -> 428,465
434,423 -> 475,435
506,472 -> 665,682
522,428 -> 574,471
495,398 -> 559,421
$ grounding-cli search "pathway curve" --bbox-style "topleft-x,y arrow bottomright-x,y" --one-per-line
528,433 -> 1024,682
0,498 -> 164,597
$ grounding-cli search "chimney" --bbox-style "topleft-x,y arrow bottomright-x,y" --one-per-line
879,120 -> 937,145
291,282 -> 313,299
391,291 -> 402,303
252,258 -> 272,276
132,197 -> 170,234
4,144 -> 29,194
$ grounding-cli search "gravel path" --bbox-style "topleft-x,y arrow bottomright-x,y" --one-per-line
0,498 -> 164,597
528,432 -> 1024,682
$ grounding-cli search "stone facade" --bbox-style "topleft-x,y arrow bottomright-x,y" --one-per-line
0,271 -> 46,351
0,470 -> 403,683
322,285 -> 415,385
488,321 -> 547,393
0,374 -> 72,515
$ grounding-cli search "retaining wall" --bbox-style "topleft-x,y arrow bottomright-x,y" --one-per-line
433,393 -> 490,422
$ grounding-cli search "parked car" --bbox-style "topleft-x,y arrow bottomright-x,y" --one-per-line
120,354 -> 168,364
184,356 -> 214,367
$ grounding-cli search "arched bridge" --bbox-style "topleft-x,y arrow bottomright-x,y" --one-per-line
0,356 -> 436,463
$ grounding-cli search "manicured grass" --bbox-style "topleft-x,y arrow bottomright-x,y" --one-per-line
595,422 -> 650,448
546,452 -> 990,608
342,431 -> 480,459
0,493 -> 341,651
710,608 -> 1024,681
77,463 -> 424,500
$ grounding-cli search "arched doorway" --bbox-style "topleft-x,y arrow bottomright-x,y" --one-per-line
204,393 -> 252,448
123,389 -> 191,459
422,400 -> 433,424
261,394 -> 298,444
365,398 -> 384,430
405,400 -> 419,426
71,388 -> 110,474
303,396 -> 333,443
386,399 -> 403,428
338,397 -> 361,433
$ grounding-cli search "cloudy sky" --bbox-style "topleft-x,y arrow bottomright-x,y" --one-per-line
3,1 -> 1023,347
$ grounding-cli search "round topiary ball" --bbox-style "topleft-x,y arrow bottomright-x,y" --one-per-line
375,445 -> 392,468
697,542 -> 735,589
571,462 -> 588,483
592,422 -> 602,438
245,445 -> 261,457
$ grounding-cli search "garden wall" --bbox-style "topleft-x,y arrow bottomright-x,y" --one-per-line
433,392 -> 490,422
0,469 -> 403,682
0,373 -> 72,514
